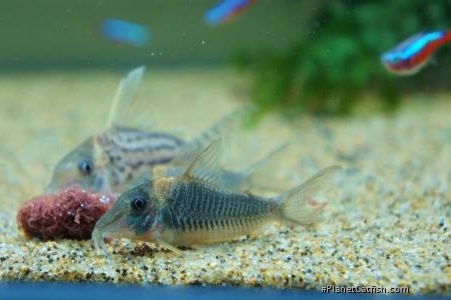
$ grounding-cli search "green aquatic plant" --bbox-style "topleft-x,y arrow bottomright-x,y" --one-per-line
239,0 -> 451,116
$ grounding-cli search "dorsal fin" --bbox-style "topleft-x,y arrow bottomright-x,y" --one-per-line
173,104 -> 254,165
105,66 -> 148,129
243,142 -> 289,177
181,139 -> 222,184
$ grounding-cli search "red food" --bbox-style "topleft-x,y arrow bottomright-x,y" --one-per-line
17,185 -> 115,240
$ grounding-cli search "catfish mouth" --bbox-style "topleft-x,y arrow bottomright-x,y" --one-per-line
93,207 -> 145,243
99,217 -> 158,241
94,209 -> 128,237
92,210 -> 130,255
93,210 -> 159,249
92,218 -> 155,256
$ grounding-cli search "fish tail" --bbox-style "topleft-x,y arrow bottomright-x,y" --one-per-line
277,165 -> 341,225
444,31 -> 451,43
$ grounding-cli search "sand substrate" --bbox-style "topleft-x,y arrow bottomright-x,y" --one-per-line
0,69 -> 449,295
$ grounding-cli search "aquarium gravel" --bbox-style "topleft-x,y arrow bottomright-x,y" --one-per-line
0,70 -> 449,295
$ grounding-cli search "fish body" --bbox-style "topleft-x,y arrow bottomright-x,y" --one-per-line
100,19 -> 151,47
154,177 -> 275,246
92,140 -> 340,254
204,0 -> 254,25
381,31 -> 451,75
46,126 -> 184,194
46,66 -> 249,194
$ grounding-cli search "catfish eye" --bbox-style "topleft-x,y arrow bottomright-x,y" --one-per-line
78,160 -> 93,176
131,196 -> 147,211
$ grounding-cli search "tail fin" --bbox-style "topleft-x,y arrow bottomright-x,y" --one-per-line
278,165 -> 341,225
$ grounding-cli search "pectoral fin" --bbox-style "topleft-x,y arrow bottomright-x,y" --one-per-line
156,238 -> 183,256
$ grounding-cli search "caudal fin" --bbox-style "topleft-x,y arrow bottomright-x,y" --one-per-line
278,165 -> 341,225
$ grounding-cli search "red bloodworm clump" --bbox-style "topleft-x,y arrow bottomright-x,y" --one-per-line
17,185 -> 115,240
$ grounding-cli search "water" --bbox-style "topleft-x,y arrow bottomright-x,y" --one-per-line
0,0 -> 450,297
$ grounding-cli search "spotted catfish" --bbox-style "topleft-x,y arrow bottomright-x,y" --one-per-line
92,139 -> 341,255
46,67 -> 249,194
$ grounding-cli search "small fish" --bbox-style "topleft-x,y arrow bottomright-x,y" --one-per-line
204,0 -> 254,26
100,19 -> 151,47
46,66 -> 248,194
92,140 -> 341,255
380,31 -> 451,75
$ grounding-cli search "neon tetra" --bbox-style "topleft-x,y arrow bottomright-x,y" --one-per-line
381,31 -> 451,75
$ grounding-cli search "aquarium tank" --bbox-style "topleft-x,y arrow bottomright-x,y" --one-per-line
0,1 -> 450,299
